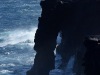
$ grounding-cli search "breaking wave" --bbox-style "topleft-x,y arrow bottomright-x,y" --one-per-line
0,27 -> 37,47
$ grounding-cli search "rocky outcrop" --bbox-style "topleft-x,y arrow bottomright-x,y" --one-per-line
83,37 -> 100,75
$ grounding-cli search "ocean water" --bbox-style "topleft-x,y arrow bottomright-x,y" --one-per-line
0,0 -> 41,75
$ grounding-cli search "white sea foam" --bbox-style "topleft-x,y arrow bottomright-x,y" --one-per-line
0,27 -> 37,47
0,63 -> 15,67
0,70 -> 13,74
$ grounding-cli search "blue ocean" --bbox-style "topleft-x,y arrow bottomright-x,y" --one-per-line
0,0 -> 40,75
0,0 -> 74,75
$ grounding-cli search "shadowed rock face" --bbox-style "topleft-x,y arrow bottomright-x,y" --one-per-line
84,37 -> 100,75
27,1 -> 100,75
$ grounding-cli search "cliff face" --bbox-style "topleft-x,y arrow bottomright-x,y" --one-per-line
84,37 -> 100,75
33,1 -> 100,75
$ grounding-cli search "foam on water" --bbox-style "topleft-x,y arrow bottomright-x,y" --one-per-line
0,27 -> 37,75
0,27 -> 37,47
0,70 -> 13,74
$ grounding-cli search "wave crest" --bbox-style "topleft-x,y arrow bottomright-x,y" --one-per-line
0,27 -> 37,47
